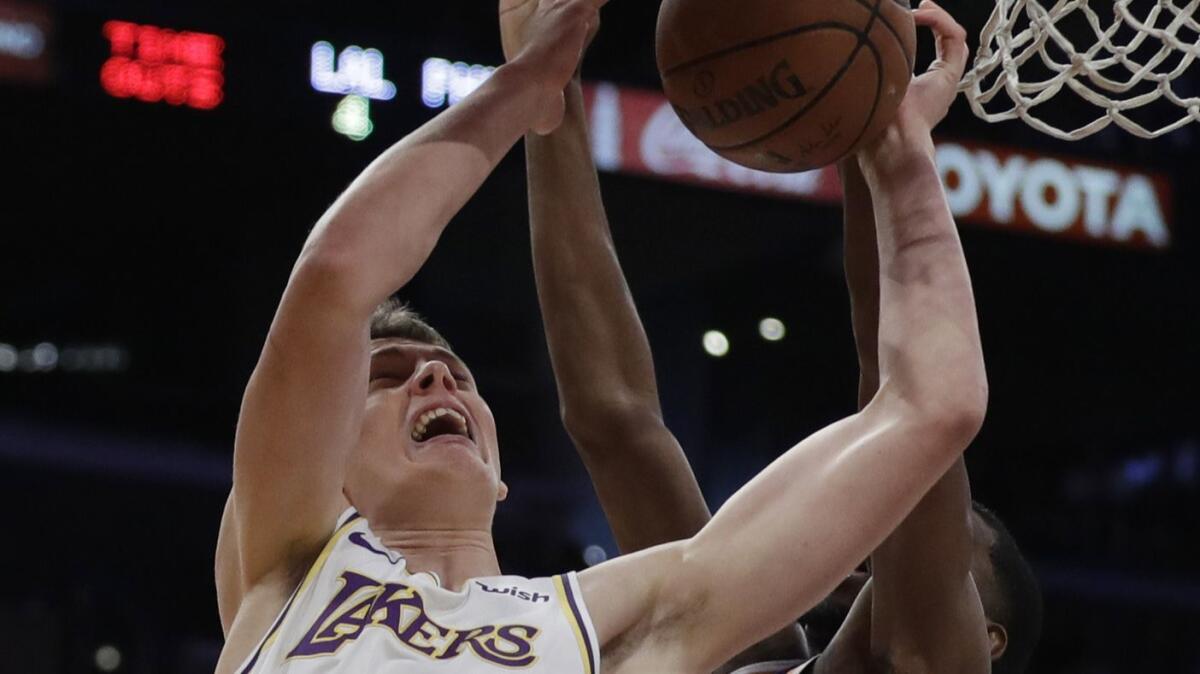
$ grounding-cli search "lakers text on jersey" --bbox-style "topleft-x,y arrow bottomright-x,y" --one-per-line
235,510 -> 601,673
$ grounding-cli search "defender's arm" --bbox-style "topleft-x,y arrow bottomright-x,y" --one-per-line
526,81 -> 710,553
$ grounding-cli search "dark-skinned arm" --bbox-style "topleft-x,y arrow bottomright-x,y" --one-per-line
526,80 -> 711,553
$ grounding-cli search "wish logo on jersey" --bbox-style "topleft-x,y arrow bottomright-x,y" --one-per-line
475,581 -> 552,603
288,570 -> 540,667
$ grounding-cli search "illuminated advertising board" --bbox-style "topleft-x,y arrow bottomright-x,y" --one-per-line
412,58 -> 1171,249
576,84 -> 1172,250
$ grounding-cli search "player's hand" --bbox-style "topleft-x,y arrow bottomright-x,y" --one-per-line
500,0 -> 602,64
863,1 -> 968,162
905,1 -> 969,130
499,0 -> 606,135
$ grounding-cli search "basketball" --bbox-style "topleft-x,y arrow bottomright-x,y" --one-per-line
656,0 -> 918,173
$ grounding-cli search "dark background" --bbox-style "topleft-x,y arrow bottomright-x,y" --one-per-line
1,1 -> 1198,672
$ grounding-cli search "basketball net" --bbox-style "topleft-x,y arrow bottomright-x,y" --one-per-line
960,0 -> 1200,139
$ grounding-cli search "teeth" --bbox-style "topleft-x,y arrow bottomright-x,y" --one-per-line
411,407 -> 469,443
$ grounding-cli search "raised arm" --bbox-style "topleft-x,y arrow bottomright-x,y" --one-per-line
522,75 -> 710,552
842,156 -> 884,412
820,93 -> 990,674
581,6 -> 988,672
217,0 -> 602,620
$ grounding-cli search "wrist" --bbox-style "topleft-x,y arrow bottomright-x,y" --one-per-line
857,121 -> 936,180
526,82 -> 585,143
493,60 -> 548,119
856,148 -> 946,224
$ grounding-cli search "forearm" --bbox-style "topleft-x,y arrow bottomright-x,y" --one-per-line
298,63 -> 543,317
872,458 -> 973,589
859,138 -> 986,431
528,82 -> 710,551
867,457 -> 989,671
528,82 -> 660,429
839,159 -> 882,409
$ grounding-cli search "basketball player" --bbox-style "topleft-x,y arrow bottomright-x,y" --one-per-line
214,0 -> 990,671
521,1 -> 1040,672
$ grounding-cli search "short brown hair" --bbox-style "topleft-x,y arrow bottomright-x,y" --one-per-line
369,298 -> 452,351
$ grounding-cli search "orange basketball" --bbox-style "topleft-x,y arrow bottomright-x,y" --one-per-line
656,0 -> 917,173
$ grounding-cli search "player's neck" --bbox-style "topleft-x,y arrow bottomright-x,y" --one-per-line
372,525 -> 501,591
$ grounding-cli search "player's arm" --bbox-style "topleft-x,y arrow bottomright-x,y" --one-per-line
842,6 -> 991,669
842,156 -> 883,412
524,78 -> 710,553
818,136 -> 990,672
581,6 -> 987,671
216,0 -> 603,613
215,495 -> 242,636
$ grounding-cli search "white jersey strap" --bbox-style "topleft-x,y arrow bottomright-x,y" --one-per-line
730,656 -> 818,674
335,507 -> 360,529
553,572 -> 601,674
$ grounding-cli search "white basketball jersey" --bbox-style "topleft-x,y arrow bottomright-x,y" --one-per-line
730,658 -> 819,674
235,510 -> 601,674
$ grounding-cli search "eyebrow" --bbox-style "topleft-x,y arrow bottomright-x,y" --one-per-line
369,344 -> 471,375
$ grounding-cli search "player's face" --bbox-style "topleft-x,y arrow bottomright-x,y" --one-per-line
344,339 -> 505,526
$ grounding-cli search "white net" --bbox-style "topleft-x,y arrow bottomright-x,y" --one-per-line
960,0 -> 1200,139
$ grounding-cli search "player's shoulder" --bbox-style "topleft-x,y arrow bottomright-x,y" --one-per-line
216,508 -> 357,672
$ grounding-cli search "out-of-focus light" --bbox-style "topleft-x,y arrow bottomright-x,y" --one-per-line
60,345 -> 129,372
311,41 -> 395,101
30,342 -> 57,370
0,342 -> 129,374
1118,454 -> 1165,492
0,343 -> 16,371
332,95 -> 372,141
100,20 -> 224,110
0,18 -> 45,59
1175,444 -> 1197,484
0,2 -> 53,85
94,644 -> 121,672
758,317 -> 786,342
703,330 -> 730,358
582,544 -> 608,567
421,57 -> 496,108
589,82 -> 622,171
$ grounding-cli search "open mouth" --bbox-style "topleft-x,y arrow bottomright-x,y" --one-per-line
411,407 -> 473,443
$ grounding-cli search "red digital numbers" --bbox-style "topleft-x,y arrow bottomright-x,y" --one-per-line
100,20 -> 224,110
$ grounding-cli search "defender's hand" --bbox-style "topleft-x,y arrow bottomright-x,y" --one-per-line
499,0 -> 605,134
